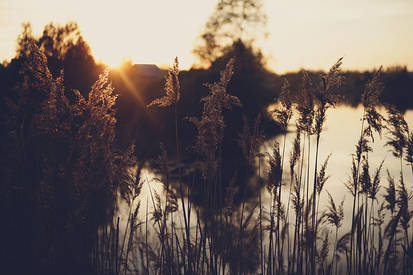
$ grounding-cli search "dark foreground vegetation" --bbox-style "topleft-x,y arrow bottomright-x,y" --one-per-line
1,10 -> 413,275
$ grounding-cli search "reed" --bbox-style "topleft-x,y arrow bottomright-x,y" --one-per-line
10,44 -> 413,274
87,58 -> 413,275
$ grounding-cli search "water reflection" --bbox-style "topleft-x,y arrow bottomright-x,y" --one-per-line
115,104 -> 413,274
266,105 -> 413,234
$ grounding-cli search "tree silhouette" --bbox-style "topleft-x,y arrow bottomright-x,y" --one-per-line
193,0 -> 267,66
15,22 -> 104,95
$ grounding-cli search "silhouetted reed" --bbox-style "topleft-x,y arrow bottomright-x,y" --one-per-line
2,40 -> 135,274
406,132 -> 413,175
129,56 -> 410,274
6,43 -> 413,275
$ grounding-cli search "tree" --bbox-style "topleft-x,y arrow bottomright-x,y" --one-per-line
15,22 -> 104,94
193,0 -> 267,66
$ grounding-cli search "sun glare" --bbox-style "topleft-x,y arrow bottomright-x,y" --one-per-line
102,58 -> 122,68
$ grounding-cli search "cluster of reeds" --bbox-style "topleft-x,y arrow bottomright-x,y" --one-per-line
95,57 -> 413,275
1,40 -> 137,274
7,33 -> 413,275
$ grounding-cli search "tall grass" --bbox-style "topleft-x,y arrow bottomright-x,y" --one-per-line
91,57 -> 412,275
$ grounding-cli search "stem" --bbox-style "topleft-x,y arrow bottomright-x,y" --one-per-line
277,132 -> 287,272
259,156 -> 264,275
285,171 -> 294,274
145,198 -> 149,273
305,134 -> 311,274
312,134 -> 320,275
334,227 -> 338,275
363,194 -> 368,274
350,109 -> 366,275
299,134 -> 307,275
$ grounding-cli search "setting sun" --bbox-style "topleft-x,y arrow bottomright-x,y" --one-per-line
2,1 -> 413,274
1,0 -> 412,72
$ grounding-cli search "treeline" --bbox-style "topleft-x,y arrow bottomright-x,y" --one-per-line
1,21 -> 412,274
0,25 -> 281,161
283,67 -> 413,111
1,23 -> 412,159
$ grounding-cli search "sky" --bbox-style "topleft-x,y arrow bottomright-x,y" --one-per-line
0,0 -> 412,73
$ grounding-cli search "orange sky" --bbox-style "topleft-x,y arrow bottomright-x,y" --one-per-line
1,0 -> 412,73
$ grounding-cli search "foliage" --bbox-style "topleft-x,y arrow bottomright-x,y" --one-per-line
3,20 -> 413,275
193,0 -> 267,66
0,41 -> 133,274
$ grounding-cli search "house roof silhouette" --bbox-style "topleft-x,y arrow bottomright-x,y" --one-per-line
133,64 -> 162,78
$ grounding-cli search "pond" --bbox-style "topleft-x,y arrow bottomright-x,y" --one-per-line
266,104 -> 413,234
114,104 -> 413,274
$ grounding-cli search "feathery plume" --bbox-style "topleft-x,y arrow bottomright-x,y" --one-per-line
362,67 -> 385,140
189,58 -> 241,178
289,129 -> 301,178
385,105 -> 409,158
267,141 -> 282,195
369,160 -> 384,200
296,71 -> 315,135
325,191 -> 344,229
406,132 -> 413,168
316,154 -> 331,195
274,78 -> 293,131
148,57 -> 180,107
384,170 -> 396,213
